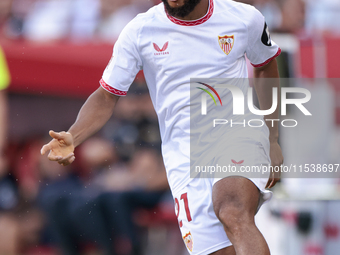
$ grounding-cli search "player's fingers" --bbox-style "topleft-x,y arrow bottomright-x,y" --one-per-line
41,144 -> 52,155
47,153 -> 62,161
265,172 -> 274,188
58,152 -> 75,164
268,171 -> 281,188
268,178 -> 275,189
265,177 -> 273,188
69,156 -> 75,164
49,130 -> 65,140
59,156 -> 75,166
66,156 -> 76,165
268,178 -> 280,189
60,152 -> 74,161
267,175 -> 277,188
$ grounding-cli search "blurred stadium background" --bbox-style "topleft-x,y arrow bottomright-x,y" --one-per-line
0,0 -> 340,254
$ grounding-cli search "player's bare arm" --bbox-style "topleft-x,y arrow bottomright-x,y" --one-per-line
41,86 -> 120,166
0,90 -> 8,173
253,59 -> 284,188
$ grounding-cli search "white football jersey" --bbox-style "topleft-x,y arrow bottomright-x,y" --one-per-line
101,0 -> 281,194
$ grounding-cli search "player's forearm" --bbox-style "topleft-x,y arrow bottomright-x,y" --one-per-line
253,59 -> 280,142
0,91 -> 8,154
68,87 -> 119,147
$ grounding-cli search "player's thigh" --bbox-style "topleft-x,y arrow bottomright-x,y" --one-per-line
212,176 -> 260,223
209,245 -> 236,255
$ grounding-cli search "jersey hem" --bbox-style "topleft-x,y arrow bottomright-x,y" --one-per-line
99,79 -> 127,96
171,178 -> 192,197
194,240 -> 232,255
251,48 -> 282,68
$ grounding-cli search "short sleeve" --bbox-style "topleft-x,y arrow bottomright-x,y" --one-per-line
245,7 -> 281,68
0,47 -> 10,90
101,18 -> 143,96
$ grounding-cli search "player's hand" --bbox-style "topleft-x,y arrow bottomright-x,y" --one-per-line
40,130 -> 75,166
266,141 -> 283,189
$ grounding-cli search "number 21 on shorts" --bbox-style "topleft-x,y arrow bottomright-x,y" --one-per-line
175,192 -> 192,227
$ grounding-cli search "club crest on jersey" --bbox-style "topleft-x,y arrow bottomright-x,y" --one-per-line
218,35 -> 234,55
153,41 -> 169,55
183,232 -> 193,252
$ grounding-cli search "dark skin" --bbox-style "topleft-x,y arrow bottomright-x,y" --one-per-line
211,59 -> 282,255
254,59 -> 283,189
41,1 -> 283,254
41,87 -> 119,164
165,0 -> 209,20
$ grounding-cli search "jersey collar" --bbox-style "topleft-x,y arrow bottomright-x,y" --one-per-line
165,0 -> 214,26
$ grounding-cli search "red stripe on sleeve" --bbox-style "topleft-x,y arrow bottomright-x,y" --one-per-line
251,48 -> 282,68
99,79 -> 127,96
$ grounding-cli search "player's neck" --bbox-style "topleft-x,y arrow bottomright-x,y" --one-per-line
176,0 -> 209,21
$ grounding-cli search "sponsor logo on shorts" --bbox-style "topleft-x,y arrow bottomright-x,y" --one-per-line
231,159 -> 244,166
183,232 -> 193,252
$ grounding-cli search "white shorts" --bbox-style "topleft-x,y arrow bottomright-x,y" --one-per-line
174,139 -> 272,255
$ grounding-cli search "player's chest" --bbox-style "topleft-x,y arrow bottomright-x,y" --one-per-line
139,25 -> 247,72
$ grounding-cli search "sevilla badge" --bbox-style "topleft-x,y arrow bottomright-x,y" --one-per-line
183,232 -> 193,252
218,35 -> 234,55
